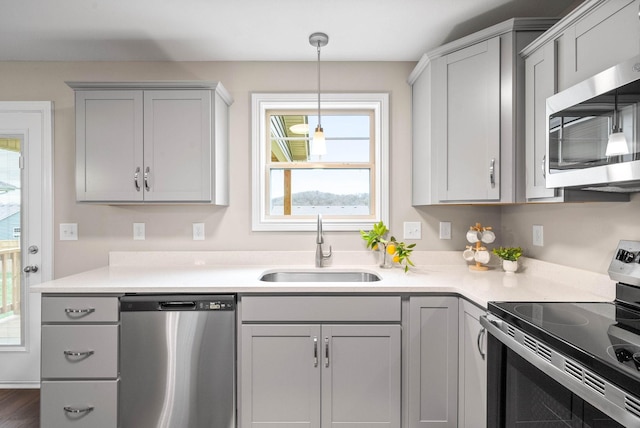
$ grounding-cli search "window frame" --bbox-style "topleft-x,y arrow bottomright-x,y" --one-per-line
251,92 -> 389,232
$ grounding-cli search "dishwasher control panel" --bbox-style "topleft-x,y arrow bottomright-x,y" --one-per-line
121,294 -> 236,312
199,300 -> 234,311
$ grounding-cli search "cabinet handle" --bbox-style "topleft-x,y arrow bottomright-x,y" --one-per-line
63,406 -> 94,414
489,158 -> 496,187
541,156 -> 546,179
477,328 -> 486,361
64,308 -> 95,314
64,350 -> 95,357
313,336 -> 318,367
134,167 -> 141,191
324,337 -> 330,368
144,167 -> 151,191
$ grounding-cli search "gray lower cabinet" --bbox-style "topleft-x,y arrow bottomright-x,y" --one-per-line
240,295 -> 401,428
408,296 -> 458,428
458,299 -> 487,428
40,295 -> 120,428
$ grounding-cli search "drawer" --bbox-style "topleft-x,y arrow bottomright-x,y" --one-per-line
42,325 -> 118,378
241,295 -> 401,322
42,296 -> 119,323
41,380 -> 117,428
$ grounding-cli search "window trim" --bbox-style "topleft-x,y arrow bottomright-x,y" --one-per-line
251,92 -> 389,232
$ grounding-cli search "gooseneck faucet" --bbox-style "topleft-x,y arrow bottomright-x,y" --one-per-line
315,214 -> 332,267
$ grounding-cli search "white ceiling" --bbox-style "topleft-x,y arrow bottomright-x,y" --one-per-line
1,0 -> 583,62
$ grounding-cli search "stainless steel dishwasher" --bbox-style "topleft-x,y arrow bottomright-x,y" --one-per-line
120,294 -> 236,428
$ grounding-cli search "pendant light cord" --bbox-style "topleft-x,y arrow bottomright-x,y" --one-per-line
317,41 -> 322,129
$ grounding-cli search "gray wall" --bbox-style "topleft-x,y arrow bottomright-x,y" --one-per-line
0,60 -> 629,278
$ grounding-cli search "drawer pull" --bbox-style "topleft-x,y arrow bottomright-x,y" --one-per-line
64,308 -> 95,315
63,406 -> 94,414
64,350 -> 95,358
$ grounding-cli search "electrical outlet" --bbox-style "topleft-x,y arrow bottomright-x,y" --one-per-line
403,222 -> 422,239
533,224 -> 544,247
439,221 -> 452,240
133,223 -> 145,241
193,223 -> 205,241
60,223 -> 78,241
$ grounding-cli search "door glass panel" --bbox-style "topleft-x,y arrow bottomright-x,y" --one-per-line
0,136 -> 21,346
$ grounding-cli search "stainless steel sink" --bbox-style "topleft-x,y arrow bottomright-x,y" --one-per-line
259,270 -> 381,283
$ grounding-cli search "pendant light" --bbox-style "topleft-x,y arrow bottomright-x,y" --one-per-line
309,32 -> 328,156
606,89 -> 630,157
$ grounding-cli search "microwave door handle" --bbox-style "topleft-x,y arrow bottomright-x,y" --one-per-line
542,155 -> 546,179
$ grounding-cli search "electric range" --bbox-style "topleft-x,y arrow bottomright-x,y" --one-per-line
483,240 -> 640,427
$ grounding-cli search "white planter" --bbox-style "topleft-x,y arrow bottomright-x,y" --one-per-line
502,260 -> 518,274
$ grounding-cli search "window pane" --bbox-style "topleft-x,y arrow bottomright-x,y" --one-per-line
269,169 -> 371,216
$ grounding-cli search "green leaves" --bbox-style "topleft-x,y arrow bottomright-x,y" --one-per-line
360,222 -> 416,272
492,246 -> 522,262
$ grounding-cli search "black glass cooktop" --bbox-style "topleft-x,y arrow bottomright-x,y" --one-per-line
489,300 -> 640,397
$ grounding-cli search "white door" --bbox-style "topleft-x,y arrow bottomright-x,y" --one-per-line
0,102 -> 53,386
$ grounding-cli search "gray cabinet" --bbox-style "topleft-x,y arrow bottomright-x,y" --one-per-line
409,19 -> 555,205
458,299 -> 487,428
69,81 -> 232,204
240,296 -> 401,428
408,296 -> 458,427
40,295 -> 120,428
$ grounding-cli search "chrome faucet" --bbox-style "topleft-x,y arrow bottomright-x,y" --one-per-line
315,214 -> 332,267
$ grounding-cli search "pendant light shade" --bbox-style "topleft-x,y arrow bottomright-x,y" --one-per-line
309,32 -> 328,156
606,89 -> 630,157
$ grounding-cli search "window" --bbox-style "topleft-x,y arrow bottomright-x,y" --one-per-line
252,93 -> 389,231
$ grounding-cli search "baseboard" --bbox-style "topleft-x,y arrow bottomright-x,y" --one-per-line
0,381 -> 40,389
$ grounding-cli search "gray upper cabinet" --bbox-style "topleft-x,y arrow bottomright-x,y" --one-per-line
69,81 -> 232,204
409,19 -> 555,205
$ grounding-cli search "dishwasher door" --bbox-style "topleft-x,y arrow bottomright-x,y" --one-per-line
120,294 -> 236,428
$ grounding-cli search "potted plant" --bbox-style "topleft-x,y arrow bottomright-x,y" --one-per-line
492,246 -> 523,274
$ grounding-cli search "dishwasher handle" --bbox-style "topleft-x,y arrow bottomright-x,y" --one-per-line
160,301 -> 196,310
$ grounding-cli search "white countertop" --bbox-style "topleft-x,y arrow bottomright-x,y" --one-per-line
32,251 -> 616,308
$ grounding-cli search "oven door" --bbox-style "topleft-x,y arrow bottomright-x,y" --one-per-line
482,316 -> 626,428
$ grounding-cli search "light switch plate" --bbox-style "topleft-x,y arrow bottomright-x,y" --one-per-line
60,223 -> 78,241
403,222 -> 422,240
439,221 -> 452,240
193,223 -> 205,241
533,224 -> 544,247
133,223 -> 145,241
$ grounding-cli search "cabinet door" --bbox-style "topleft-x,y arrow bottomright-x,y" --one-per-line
525,43 -> 557,200
76,90 -> 144,201
143,90 -> 212,202
558,0 -> 640,90
321,325 -> 401,428
408,296 -> 459,428
458,300 -> 487,428
241,324 -> 321,428
435,37 -> 500,202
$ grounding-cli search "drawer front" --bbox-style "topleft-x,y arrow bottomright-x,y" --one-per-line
42,325 -> 118,378
241,295 -> 401,322
41,380 -> 117,428
42,296 -> 119,323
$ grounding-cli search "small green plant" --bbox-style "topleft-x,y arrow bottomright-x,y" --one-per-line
360,221 -> 416,272
492,246 -> 523,262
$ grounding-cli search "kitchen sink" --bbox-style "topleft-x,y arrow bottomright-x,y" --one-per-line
259,270 -> 381,283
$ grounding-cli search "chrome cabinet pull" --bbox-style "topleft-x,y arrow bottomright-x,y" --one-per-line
64,350 -> 95,357
134,167 -> 141,191
489,158 -> 496,187
144,166 -> 151,191
541,155 -> 546,179
63,406 -> 94,414
64,308 -> 95,314
23,265 -> 38,273
324,337 -> 329,368
477,328 -> 486,361
313,337 -> 318,367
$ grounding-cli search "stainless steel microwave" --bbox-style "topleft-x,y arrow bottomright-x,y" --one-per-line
546,54 -> 640,192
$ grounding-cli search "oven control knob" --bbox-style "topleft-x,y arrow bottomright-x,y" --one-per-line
617,249 -> 630,261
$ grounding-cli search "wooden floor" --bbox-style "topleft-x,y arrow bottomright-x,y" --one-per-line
0,389 -> 39,428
